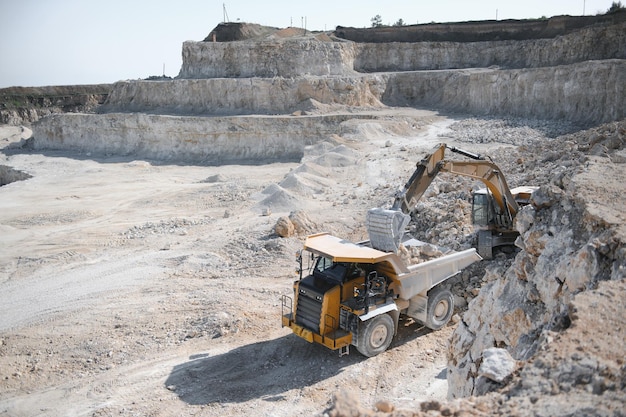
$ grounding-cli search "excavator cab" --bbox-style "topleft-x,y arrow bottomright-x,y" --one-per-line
471,189 -> 494,229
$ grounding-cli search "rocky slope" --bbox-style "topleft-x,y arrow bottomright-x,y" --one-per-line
327,120 -> 626,417
0,85 -> 111,125
448,121 -> 626,394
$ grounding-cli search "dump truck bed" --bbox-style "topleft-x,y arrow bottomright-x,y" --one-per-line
395,249 -> 482,300
303,233 -> 482,300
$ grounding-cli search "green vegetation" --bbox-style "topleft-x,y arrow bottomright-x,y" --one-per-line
370,14 -> 383,28
607,1 -> 625,13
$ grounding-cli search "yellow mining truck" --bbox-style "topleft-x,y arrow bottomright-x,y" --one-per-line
281,233 -> 481,356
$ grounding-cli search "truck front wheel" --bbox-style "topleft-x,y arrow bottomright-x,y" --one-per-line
356,314 -> 394,357
426,287 -> 454,330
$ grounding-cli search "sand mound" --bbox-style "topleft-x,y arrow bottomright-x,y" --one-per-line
272,27 -> 307,38
260,183 -> 283,195
279,171 -> 334,196
293,161 -> 332,177
312,151 -> 357,167
304,144 -> 358,167
255,186 -> 301,212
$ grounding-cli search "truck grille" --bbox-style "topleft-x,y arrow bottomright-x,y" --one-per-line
295,290 -> 322,333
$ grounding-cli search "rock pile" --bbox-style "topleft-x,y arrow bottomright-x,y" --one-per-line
274,210 -> 318,238
325,118 -> 626,417
447,120 -> 625,406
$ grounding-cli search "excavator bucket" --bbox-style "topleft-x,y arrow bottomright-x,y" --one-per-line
366,208 -> 410,253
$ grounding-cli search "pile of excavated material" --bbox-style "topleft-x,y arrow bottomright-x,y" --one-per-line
327,119 -> 626,417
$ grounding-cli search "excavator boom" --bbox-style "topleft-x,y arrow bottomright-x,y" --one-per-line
442,160 -> 519,216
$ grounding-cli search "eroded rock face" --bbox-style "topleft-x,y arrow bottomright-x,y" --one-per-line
105,58 -> 625,126
383,60 -> 625,125
32,113 -> 361,164
447,121 -> 626,399
178,40 -> 358,79
100,76 -> 387,116
354,21 -> 626,72
0,85 -> 111,125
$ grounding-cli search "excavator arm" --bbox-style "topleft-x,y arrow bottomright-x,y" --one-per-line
366,143 -> 519,252
441,160 -> 519,220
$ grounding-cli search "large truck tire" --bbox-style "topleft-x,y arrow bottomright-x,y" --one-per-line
425,287 -> 454,330
356,313 -> 394,357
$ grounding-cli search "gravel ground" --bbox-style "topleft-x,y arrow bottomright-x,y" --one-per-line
0,115 -> 623,416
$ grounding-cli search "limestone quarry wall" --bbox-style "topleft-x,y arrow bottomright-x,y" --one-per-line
178,22 -> 625,78
178,40 -> 357,79
32,113 -> 363,164
100,75 -> 387,116
102,60 -> 625,125
354,21 -> 626,72
384,60 -> 626,125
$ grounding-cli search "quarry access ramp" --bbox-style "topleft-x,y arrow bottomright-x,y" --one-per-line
32,15 -> 625,164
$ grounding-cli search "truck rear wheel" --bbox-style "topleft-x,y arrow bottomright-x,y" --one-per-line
356,314 -> 394,357
426,287 -> 454,330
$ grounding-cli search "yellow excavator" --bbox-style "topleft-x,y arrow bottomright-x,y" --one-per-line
366,143 -> 537,258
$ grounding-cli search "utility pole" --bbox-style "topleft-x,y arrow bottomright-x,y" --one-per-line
223,3 -> 229,23
583,0 -> 586,15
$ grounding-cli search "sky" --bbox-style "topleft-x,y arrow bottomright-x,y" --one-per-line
0,0 -> 617,88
